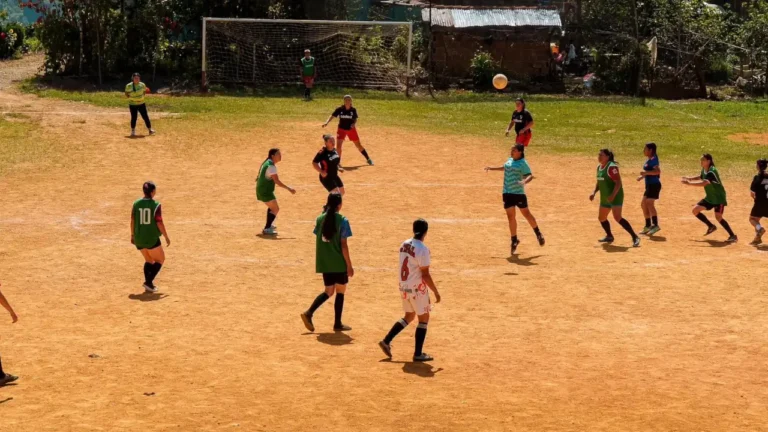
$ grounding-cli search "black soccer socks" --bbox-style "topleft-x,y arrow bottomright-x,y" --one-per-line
308,292 -> 330,316
696,213 -> 715,228
414,322 -> 428,357
334,293 -> 345,327
384,318 -> 409,344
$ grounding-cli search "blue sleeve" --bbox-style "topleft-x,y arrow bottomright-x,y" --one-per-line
340,218 -> 352,239
522,161 -> 532,176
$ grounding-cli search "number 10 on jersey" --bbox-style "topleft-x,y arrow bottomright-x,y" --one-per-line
139,208 -> 152,225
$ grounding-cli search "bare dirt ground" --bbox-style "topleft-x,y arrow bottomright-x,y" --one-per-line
1,58 -> 767,431
729,132 -> 768,146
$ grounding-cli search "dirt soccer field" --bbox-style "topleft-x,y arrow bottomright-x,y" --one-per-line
1,70 -> 767,432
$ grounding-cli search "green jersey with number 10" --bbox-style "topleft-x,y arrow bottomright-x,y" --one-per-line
133,198 -> 162,248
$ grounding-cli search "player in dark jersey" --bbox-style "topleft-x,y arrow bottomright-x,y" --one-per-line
748,158 -> 768,245
322,95 -> 373,167
0,282 -> 19,386
505,98 -> 534,147
131,181 -> 172,293
637,143 -> 661,235
682,154 -> 737,242
312,135 -> 345,196
589,149 -> 640,247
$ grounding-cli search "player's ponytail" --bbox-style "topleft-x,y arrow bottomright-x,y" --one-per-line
266,148 -> 280,164
645,142 -> 657,157
600,148 -> 616,164
516,98 -> 526,110
322,193 -> 343,242
758,158 -> 768,177
702,153 -> 715,168
142,181 -> 156,198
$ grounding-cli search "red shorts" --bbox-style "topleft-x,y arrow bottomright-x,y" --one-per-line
302,76 -> 315,87
337,127 -> 360,142
516,130 -> 532,147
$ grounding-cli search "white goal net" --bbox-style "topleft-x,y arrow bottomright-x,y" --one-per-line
202,18 -> 413,90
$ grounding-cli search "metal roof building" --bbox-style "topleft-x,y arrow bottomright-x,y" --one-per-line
421,8 -> 562,29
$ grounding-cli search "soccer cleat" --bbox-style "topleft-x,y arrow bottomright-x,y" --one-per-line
705,225 -> 718,236
378,341 -> 393,359
756,227 -> 766,243
647,225 -> 661,236
640,226 -> 651,235
750,235 -> 761,245
413,353 -> 434,362
598,236 -> 615,243
300,312 -> 315,332
0,374 -> 18,386
130,129 -> 136,137
633,236 -> 641,247
143,283 -> 157,293
537,234 -> 545,246
367,159 -> 374,166
726,235 -> 738,243
333,324 -> 352,332
510,238 -> 520,255
149,129 -> 156,135
262,227 -> 277,236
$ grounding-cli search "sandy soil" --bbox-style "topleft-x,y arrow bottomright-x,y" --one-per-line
1,59 -> 767,431
729,133 -> 768,146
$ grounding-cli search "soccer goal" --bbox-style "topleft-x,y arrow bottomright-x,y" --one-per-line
202,18 -> 413,91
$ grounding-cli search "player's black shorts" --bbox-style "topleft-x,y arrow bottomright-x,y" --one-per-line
322,272 -> 348,286
643,183 -> 662,200
697,199 -> 726,213
136,238 -> 161,251
503,193 -> 528,209
750,203 -> 768,218
320,175 -> 344,192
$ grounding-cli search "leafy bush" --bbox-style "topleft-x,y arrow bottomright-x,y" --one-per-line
705,56 -> 733,84
469,50 -> 497,91
0,12 -> 26,60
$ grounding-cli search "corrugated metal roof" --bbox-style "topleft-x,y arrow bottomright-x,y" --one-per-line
421,8 -> 561,28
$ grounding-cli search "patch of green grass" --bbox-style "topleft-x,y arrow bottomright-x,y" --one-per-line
0,117 -> 53,174
20,79 -> 768,176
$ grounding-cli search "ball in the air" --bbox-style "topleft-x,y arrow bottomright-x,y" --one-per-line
492,74 -> 508,90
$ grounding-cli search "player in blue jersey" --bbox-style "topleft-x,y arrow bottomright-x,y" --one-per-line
485,143 -> 544,254
637,143 -> 661,235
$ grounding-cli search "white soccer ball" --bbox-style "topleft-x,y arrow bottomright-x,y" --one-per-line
492,74 -> 508,90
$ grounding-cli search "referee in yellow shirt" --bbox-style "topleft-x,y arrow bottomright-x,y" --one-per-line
125,73 -> 155,137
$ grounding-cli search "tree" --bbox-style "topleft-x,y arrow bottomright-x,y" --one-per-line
738,0 -> 768,96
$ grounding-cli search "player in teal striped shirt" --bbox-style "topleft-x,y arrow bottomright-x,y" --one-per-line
485,144 -> 544,254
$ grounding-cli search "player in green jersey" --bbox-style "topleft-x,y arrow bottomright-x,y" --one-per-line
300,194 -> 354,333
124,73 -> 155,137
589,149 -> 641,247
299,49 -> 317,101
131,182 -> 171,293
0,282 -> 19,386
256,148 -> 296,236
682,154 -> 737,242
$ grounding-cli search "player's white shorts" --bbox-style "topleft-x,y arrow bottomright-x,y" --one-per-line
400,284 -> 431,315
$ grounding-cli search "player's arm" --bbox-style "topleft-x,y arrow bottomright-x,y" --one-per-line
312,152 -> 327,176
271,174 -> 296,194
130,207 -> 135,244
341,238 -> 354,277
420,267 -> 441,303
608,167 -> 622,201
589,181 -> 599,201
521,119 -> 535,133
520,173 -> 534,185
322,109 -> 339,128
0,285 -> 18,323
683,172 -> 712,187
484,165 -> 504,172
350,109 -> 358,129
156,206 -> 171,246
505,119 -> 514,136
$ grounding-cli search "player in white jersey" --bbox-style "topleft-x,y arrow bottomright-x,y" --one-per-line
378,219 -> 442,362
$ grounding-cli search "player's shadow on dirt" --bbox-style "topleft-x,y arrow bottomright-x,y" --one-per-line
339,165 -> 367,171
693,239 -> 731,248
0,397 -> 13,404
379,359 -> 443,378
256,234 -> 295,240
506,255 -> 542,266
128,293 -> 169,302
125,135 -> 146,139
313,332 -> 354,346
646,236 -> 667,242
755,244 -> 768,251
601,244 -> 631,253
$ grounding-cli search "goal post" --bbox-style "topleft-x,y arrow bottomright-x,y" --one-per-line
202,18 -> 413,92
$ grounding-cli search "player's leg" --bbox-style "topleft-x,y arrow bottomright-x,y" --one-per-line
750,215 -> 765,244
138,103 -> 153,133
413,311 -> 432,362
263,200 -> 279,234
333,282 -> 351,331
518,198 -> 544,246
598,206 -> 613,242
640,197 -> 651,234
693,203 -> 717,235
0,353 -> 18,385
348,129 -> 372,165
301,277 -> 337,332
505,205 -> 519,254
380,301 -> 416,358
139,248 -> 156,290
646,198 -> 660,234
612,205 -> 639,245
129,105 -> 139,136
714,206 -> 736,242
335,177 -> 345,196
146,243 -> 166,289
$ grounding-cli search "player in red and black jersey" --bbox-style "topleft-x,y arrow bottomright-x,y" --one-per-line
505,98 -> 534,147
749,158 -> 768,245
322,95 -> 373,168
312,134 -> 345,196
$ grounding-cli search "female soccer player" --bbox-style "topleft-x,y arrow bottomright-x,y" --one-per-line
637,142 -> 661,235
378,219 -> 442,362
505,98 -> 534,147
484,143 -> 545,254
749,159 -> 768,245
0,282 -> 19,386
300,194 -> 354,332
124,73 -> 155,137
589,149 -> 641,247
299,49 -> 316,101
682,154 -> 737,242
256,148 -> 296,236
312,135 -> 345,196
131,181 -> 171,293
322,95 -> 373,167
